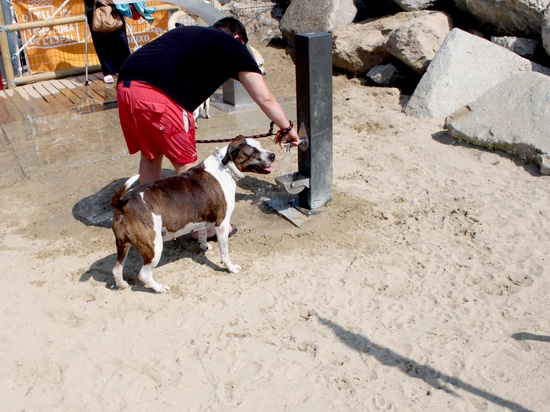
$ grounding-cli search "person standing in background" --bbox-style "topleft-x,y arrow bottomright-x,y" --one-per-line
83,0 -> 131,84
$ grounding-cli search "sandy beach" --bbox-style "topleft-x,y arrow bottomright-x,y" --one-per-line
0,42 -> 549,411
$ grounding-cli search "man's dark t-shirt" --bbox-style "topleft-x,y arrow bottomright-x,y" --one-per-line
118,26 -> 261,112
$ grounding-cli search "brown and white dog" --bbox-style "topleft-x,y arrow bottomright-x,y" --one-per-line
111,136 -> 275,293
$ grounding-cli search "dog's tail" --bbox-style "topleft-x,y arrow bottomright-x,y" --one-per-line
111,174 -> 140,210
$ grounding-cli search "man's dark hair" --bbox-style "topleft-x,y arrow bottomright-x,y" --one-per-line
213,17 -> 249,45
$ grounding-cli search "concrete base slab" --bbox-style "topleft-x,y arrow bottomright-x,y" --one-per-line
264,197 -> 321,227
209,95 -> 259,113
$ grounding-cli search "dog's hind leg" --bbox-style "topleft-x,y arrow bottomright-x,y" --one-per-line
138,260 -> 169,293
138,215 -> 170,293
138,213 -> 170,293
113,241 -> 131,290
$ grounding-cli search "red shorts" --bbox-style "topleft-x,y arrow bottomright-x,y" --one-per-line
116,80 -> 197,165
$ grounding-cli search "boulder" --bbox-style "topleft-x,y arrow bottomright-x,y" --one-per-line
404,28 -> 550,119
280,0 -> 359,47
385,11 -> 453,73
332,11 -> 431,75
454,0 -> 549,36
366,63 -> 403,86
218,1 -> 282,42
445,72 -> 550,175
491,35 -> 539,59
542,4 -> 550,56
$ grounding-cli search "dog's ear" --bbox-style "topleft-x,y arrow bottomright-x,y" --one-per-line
222,136 -> 245,165
221,148 -> 233,165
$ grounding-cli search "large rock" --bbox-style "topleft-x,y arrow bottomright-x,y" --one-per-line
385,11 -> 453,74
543,4 -> 550,56
454,0 -> 549,36
332,11 -> 431,75
280,0 -> 358,47
491,35 -> 539,59
224,1 -> 282,42
216,1 -> 283,42
404,28 -> 550,119
445,72 -> 550,175
366,63 -> 403,86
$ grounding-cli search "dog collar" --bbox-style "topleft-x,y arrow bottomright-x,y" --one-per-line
225,161 -> 245,180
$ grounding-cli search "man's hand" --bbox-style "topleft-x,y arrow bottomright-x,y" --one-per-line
276,126 -> 300,149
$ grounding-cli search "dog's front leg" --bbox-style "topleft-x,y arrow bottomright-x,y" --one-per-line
216,224 -> 241,273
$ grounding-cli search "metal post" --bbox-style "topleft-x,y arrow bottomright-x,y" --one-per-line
0,2 -> 15,89
267,32 -> 333,227
295,32 -> 333,210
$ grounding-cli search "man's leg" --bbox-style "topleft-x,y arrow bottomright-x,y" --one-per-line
139,154 -> 164,184
171,159 -> 199,175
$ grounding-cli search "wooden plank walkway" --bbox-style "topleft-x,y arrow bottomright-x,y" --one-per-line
0,72 -> 118,123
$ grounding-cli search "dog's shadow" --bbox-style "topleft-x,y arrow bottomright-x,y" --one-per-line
74,171 -> 288,292
72,170 -> 177,229
79,237 -> 221,292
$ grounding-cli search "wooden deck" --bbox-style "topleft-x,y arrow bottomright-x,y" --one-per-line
0,72 -> 118,123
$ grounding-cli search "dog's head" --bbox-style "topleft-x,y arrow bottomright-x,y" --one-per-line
222,136 -> 275,174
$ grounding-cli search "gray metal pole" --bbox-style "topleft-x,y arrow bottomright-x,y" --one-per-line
295,32 -> 333,210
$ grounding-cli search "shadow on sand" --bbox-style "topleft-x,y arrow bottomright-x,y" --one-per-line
315,313 -> 532,412
79,236 -> 221,293
431,130 -> 542,177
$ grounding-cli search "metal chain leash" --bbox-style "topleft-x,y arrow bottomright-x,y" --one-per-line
195,122 -> 276,144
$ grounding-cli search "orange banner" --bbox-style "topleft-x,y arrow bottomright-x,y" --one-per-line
123,2 -> 171,52
11,1 -> 169,74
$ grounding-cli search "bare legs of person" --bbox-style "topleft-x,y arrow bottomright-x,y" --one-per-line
138,154 -> 164,184
138,153 -> 198,184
